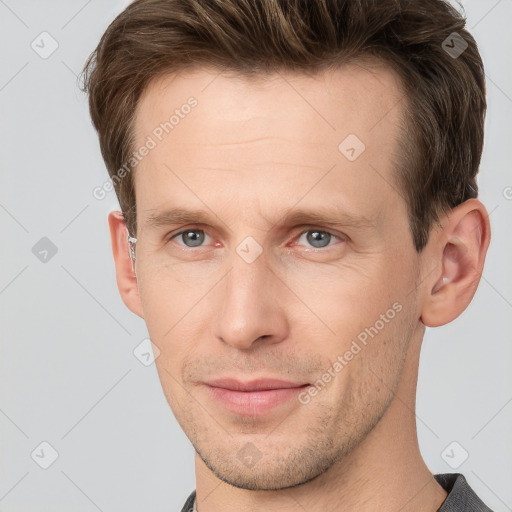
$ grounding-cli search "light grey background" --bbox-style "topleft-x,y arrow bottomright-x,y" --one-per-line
0,1 -> 510,511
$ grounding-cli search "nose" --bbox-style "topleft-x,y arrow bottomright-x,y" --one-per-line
212,250 -> 289,350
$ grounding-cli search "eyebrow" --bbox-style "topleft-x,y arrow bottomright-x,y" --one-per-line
144,208 -> 215,229
279,208 -> 375,230
143,206 -> 375,232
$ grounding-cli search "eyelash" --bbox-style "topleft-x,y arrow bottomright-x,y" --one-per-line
167,226 -> 346,250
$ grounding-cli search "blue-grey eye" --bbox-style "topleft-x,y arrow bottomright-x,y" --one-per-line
297,230 -> 336,248
307,230 -> 331,248
179,230 -> 205,247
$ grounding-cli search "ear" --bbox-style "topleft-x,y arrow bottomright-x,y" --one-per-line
420,198 -> 491,327
108,210 -> 144,318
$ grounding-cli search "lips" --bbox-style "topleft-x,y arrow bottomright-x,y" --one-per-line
204,378 -> 308,392
202,378 -> 310,415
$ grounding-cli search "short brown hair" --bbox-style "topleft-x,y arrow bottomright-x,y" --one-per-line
81,0 -> 486,251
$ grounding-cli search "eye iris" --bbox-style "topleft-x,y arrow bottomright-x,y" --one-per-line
306,230 -> 331,248
182,230 -> 204,247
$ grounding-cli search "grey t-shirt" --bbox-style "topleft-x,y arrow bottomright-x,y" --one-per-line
180,473 -> 493,511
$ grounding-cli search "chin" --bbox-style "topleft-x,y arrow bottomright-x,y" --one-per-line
195,440 -> 342,491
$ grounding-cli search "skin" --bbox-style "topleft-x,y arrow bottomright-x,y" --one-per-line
108,63 -> 490,511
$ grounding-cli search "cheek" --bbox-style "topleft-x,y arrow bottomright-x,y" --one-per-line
323,303 -> 415,429
297,262 -> 414,389
136,257 -> 214,330
283,260 -> 404,337
135,272 -> 204,390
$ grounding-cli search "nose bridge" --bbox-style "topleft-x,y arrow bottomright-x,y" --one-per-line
212,247 -> 287,349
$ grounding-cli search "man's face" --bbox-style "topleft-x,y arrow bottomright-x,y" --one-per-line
131,64 -> 423,490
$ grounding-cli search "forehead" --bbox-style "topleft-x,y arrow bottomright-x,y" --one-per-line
134,61 -> 405,142
132,63 -> 408,232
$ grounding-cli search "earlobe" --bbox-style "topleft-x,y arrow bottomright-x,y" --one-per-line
108,211 -> 144,318
421,199 -> 490,327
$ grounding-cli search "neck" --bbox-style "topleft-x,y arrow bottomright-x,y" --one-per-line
194,328 -> 447,512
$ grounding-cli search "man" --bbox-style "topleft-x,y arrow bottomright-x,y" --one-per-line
82,0 -> 493,510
